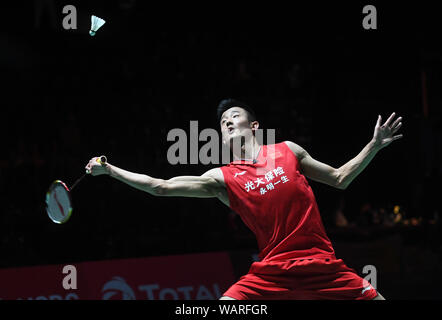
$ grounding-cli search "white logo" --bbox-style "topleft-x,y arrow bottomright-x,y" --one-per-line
234,171 -> 247,178
361,286 -> 373,295
102,277 -> 136,300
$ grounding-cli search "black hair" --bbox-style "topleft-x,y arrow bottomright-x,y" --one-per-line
217,98 -> 257,123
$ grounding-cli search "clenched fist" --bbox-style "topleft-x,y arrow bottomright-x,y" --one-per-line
85,156 -> 108,176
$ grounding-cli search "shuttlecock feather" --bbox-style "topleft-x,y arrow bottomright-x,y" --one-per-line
90,15 -> 106,36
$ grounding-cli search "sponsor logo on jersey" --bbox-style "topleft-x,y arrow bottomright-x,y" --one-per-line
234,171 -> 247,178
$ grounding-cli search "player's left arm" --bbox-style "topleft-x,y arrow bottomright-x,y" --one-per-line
285,112 -> 403,190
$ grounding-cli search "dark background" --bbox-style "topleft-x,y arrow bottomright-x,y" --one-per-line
1,1 -> 441,299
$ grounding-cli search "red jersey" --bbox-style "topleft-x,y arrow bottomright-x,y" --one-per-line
221,142 -> 335,261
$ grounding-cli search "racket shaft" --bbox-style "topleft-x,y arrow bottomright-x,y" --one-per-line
70,173 -> 86,191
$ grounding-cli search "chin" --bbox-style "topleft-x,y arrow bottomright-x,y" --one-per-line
228,134 -> 246,147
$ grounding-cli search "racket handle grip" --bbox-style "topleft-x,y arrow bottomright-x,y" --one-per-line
85,156 -> 107,174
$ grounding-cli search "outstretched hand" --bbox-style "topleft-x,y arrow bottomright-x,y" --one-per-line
372,112 -> 403,150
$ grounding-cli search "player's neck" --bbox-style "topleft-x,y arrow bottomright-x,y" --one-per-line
232,136 -> 261,162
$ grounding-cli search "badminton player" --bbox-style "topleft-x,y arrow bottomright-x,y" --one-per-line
85,99 -> 403,300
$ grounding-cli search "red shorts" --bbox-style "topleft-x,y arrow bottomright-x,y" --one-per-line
223,257 -> 378,300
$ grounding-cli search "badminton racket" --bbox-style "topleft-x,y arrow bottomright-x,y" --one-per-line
45,155 -> 107,224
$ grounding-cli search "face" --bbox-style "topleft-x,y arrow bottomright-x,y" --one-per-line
220,107 -> 259,147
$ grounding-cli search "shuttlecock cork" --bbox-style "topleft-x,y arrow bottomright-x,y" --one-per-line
89,15 -> 106,36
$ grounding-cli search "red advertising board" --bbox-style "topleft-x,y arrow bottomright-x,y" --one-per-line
0,252 -> 236,300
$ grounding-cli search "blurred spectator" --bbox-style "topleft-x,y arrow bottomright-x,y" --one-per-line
333,196 -> 350,228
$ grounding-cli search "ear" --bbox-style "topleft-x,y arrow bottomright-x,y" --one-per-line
251,121 -> 260,133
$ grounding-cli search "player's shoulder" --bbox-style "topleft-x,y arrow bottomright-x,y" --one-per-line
283,141 -> 308,160
283,140 -> 303,152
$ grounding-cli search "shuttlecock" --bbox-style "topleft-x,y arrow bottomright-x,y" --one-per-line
89,15 -> 106,36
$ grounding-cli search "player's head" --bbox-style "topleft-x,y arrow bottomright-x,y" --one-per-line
217,98 -> 259,147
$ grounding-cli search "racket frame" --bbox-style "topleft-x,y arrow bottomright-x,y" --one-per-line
45,180 -> 73,224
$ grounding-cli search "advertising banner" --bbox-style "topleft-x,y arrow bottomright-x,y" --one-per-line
0,252 -> 236,300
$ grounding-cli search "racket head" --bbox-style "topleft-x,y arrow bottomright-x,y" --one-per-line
45,180 -> 73,224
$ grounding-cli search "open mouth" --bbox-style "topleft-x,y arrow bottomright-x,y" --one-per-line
228,127 -> 235,134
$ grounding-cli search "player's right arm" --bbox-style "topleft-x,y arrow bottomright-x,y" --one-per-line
85,157 -> 226,200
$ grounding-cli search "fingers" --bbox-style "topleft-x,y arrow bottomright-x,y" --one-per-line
392,121 -> 402,134
390,115 -> 402,128
379,112 -> 403,132
392,134 -> 403,141
85,160 -> 91,172
85,157 -> 95,170
376,115 -> 382,127
383,112 -> 396,127
85,162 -> 92,174
85,157 -> 100,174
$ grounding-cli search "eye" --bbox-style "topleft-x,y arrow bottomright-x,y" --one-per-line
233,114 -> 239,118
